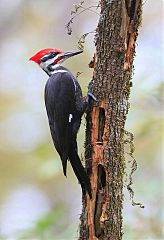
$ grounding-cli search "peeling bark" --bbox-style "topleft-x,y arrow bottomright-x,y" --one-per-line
79,0 -> 142,239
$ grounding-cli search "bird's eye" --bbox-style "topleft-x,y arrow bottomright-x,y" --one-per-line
41,52 -> 58,62
50,52 -> 58,57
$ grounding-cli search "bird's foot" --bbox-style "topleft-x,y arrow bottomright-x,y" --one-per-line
86,80 -> 97,103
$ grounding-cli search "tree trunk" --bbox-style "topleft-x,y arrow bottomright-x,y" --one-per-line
79,0 -> 142,239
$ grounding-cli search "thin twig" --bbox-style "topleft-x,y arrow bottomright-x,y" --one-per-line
66,5 -> 100,35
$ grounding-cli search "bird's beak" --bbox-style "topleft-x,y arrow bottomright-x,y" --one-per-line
62,50 -> 83,59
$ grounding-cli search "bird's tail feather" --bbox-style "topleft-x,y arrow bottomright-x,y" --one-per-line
69,144 -> 92,199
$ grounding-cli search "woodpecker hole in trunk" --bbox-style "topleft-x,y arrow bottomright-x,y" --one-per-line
97,164 -> 106,189
94,164 -> 106,238
97,107 -> 105,145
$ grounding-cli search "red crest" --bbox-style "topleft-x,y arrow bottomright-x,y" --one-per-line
29,48 -> 62,63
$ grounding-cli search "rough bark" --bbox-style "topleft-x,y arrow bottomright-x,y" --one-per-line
79,0 -> 142,239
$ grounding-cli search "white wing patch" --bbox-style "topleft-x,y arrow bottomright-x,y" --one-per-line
69,114 -> 73,122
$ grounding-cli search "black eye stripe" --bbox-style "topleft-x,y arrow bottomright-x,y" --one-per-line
41,52 -> 58,62
41,56 -> 49,62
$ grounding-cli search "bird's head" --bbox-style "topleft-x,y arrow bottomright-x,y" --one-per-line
29,48 -> 83,76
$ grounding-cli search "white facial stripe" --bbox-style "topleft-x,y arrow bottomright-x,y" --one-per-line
51,70 -> 68,74
40,55 -> 59,69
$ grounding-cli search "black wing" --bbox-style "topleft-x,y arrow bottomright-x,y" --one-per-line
44,72 -> 75,176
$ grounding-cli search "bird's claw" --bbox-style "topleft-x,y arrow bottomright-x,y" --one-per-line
86,80 -> 97,103
86,92 -> 97,102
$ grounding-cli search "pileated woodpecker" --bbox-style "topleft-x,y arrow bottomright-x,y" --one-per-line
29,48 -> 94,198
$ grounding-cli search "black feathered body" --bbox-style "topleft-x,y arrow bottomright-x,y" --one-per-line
44,66 -> 92,198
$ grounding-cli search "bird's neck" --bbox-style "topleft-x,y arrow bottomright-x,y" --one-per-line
45,65 -> 69,76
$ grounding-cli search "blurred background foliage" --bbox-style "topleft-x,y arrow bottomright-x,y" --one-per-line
0,0 -> 163,239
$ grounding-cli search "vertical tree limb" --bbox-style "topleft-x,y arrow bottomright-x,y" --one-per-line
79,0 -> 142,239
